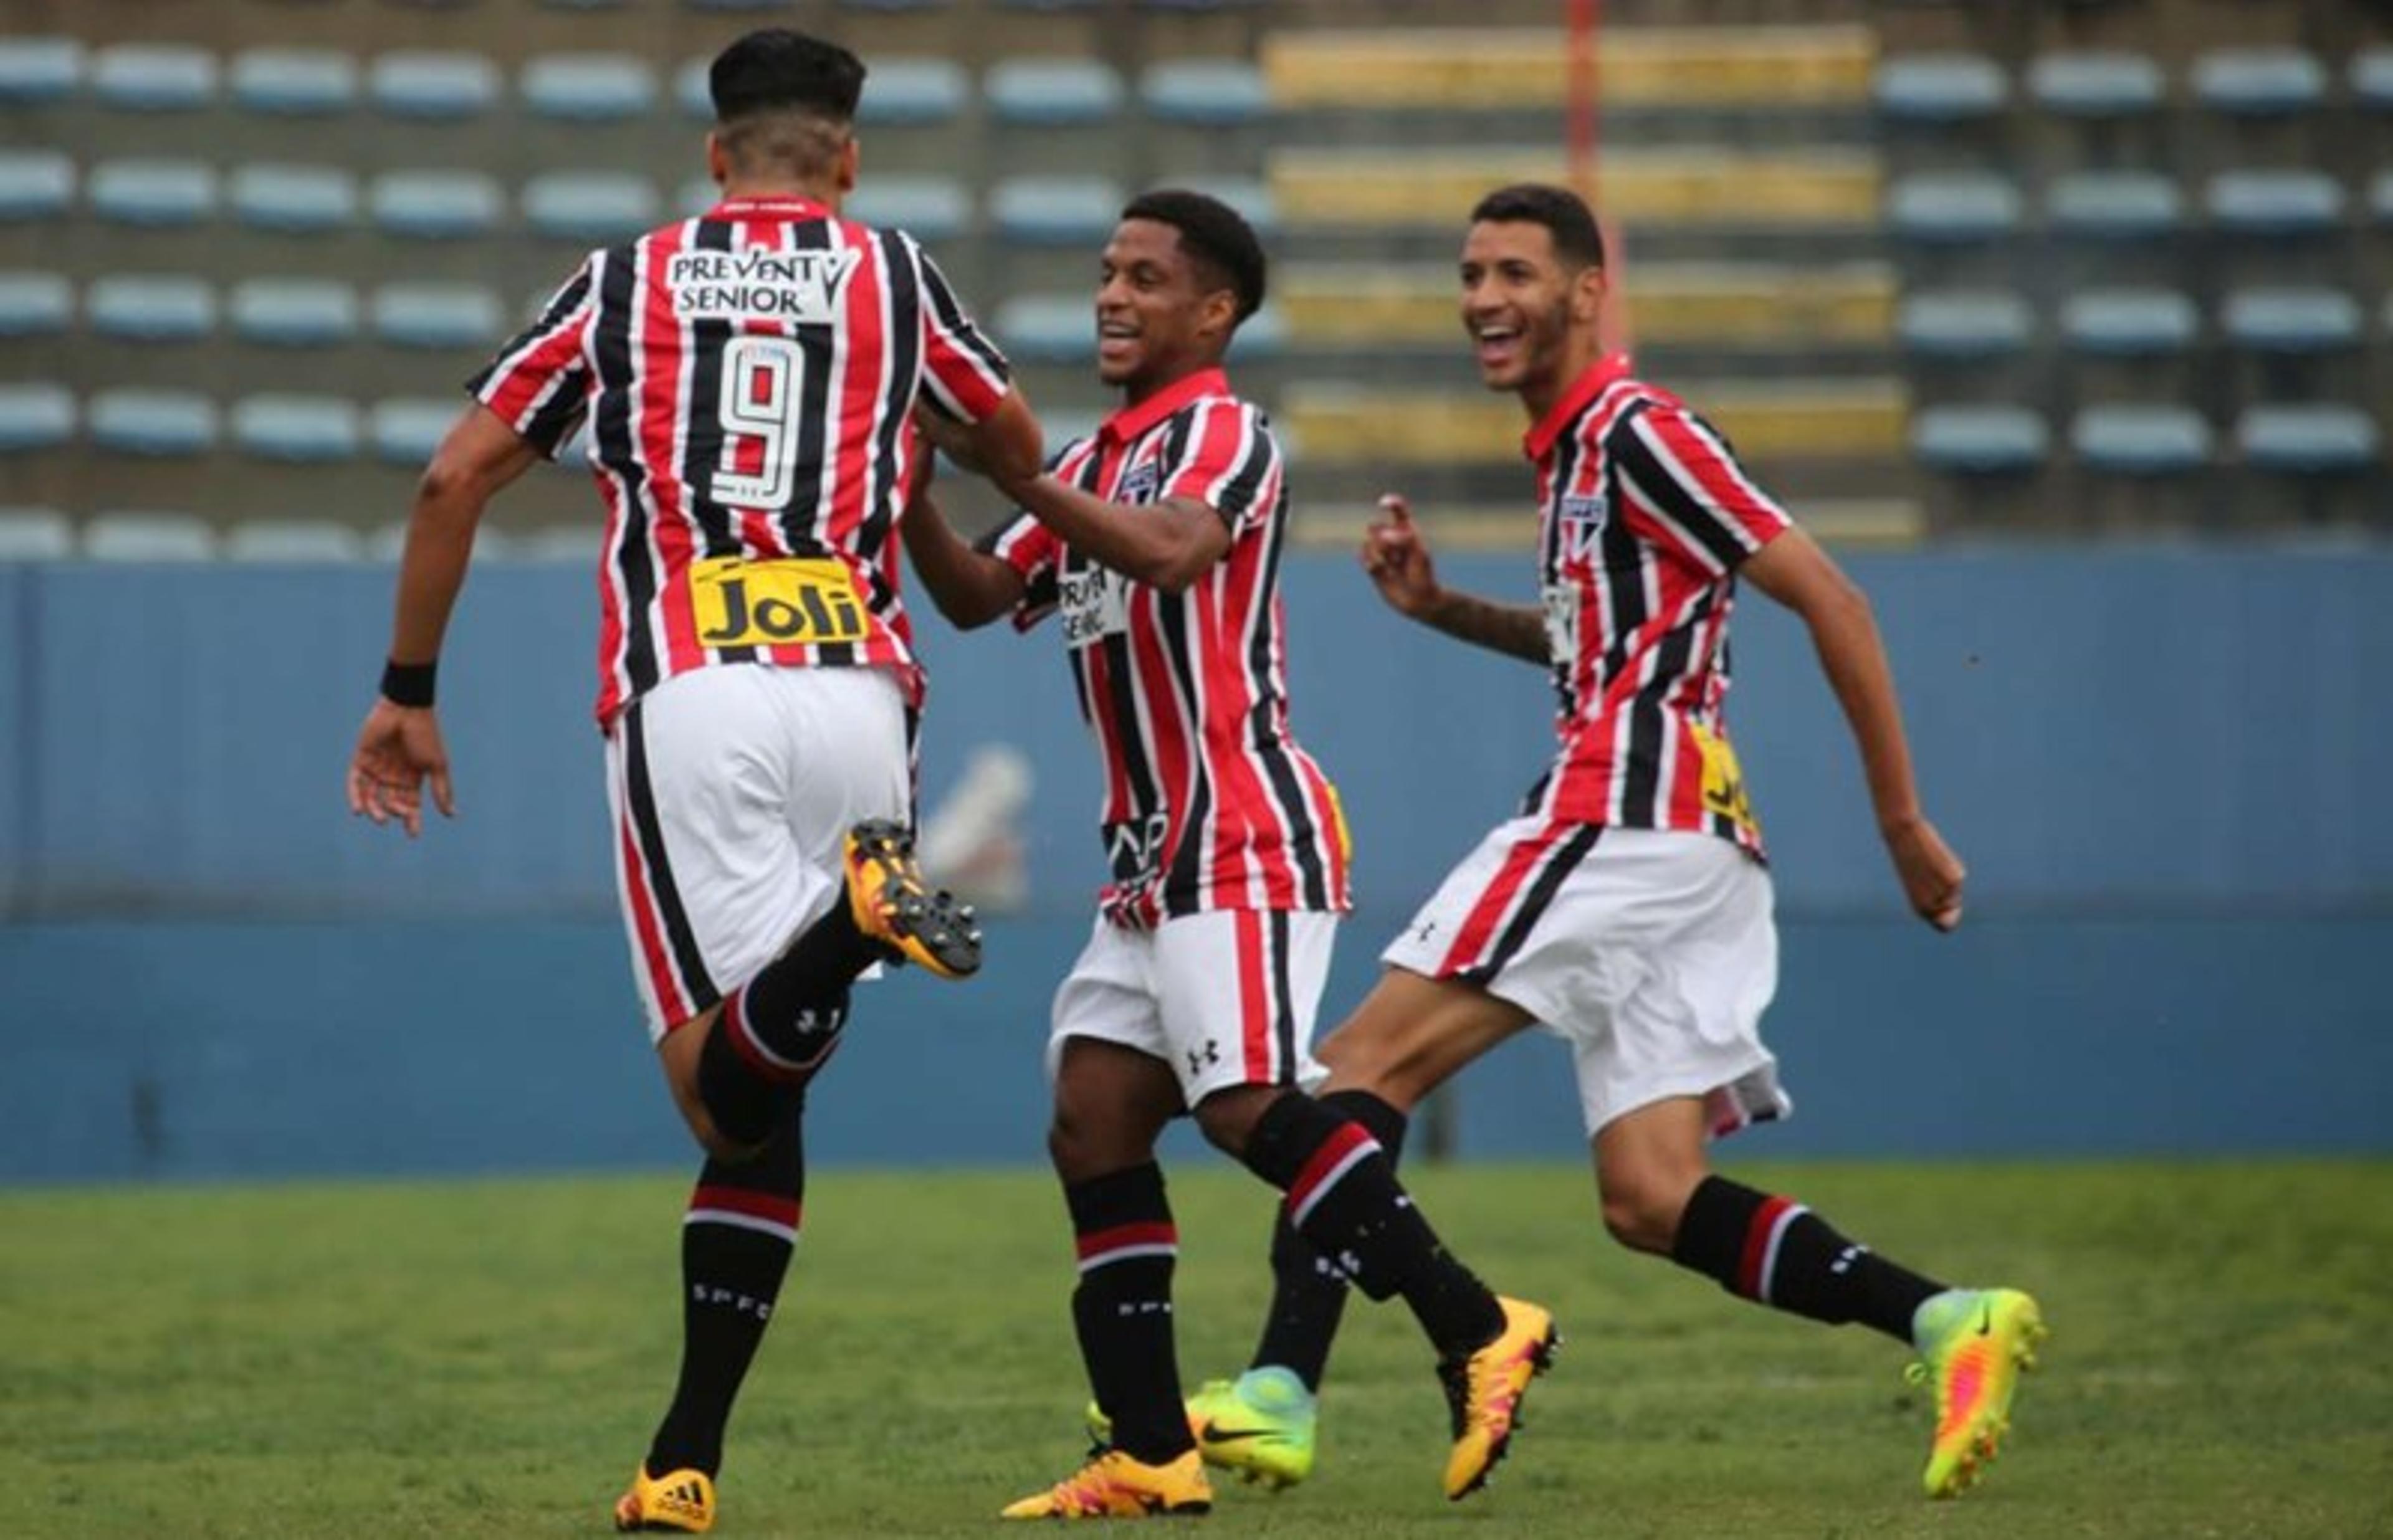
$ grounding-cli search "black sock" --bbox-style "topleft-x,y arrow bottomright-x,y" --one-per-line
1241,1092 -> 1503,1361
1065,1162 -> 1192,1465
697,905 -> 874,1146
647,1114 -> 806,1478
1670,1175 -> 1947,1344
1250,1090 -> 1410,1390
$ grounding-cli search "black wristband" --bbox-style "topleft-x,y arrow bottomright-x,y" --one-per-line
380,658 -> 437,708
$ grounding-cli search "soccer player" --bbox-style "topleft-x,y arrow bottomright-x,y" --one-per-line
343,31 -> 1041,1534
901,190 -> 1557,1519
1180,183 -> 2045,1501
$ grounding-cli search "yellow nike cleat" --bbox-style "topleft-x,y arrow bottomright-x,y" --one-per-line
612,1465 -> 715,1533
844,819 -> 982,979
1000,1447 -> 1213,1520
1439,1296 -> 1559,1501
1910,1287 -> 2047,1499
1186,1369 -> 1317,1490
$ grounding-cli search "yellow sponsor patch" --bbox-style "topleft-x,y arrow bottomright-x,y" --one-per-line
689,556 -> 870,649
1688,718 -> 1760,835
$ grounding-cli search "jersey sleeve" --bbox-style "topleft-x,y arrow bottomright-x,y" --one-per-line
1606,398 -> 1794,577
975,512 -> 1062,632
465,257 -> 598,460
1157,398 -> 1283,532
912,242 -> 1013,425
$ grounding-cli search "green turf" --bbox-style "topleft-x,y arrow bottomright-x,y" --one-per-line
2,1160 -> 2387,1538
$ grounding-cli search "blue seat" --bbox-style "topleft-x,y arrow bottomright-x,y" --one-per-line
1884,173 -> 2022,243
232,49 -> 359,114
1229,304 -> 1285,359
995,293 -> 1088,363
370,399 -> 459,465
521,54 -> 657,121
88,160 -> 219,227
87,275 -> 217,341
89,389 -> 219,457
2192,48 -> 2325,116
0,152 -> 73,221
2206,170 -> 2346,235
2048,170 -> 2184,239
986,59 -> 1124,127
992,176 -> 1123,245
1139,60 -> 1268,126
2060,288 -> 2199,356
370,171 -> 504,239
1873,54 -> 2007,124
2221,288 -> 2362,354
230,164 -> 358,232
233,395 -> 362,463
523,173 -> 659,242
1175,176 -> 1278,238
2236,405 -> 2380,474
2073,404 -> 2212,474
2367,170 -> 2393,228
0,272 -> 72,336
1910,406 -> 2049,475
2355,50 -> 2393,112
2027,51 -> 2164,117
0,508 -> 72,561
1896,291 -> 2033,359
844,176 -> 971,242
92,44 -> 218,112
369,51 -> 501,118
226,520 -> 367,561
232,278 -> 360,346
682,0 -> 796,9
373,282 -> 502,348
0,37 -> 84,104
858,59 -> 967,125
672,59 -> 712,119
83,513 -> 217,561
0,384 -> 76,452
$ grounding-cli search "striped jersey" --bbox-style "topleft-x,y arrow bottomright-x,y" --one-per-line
982,368 -> 1350,929
468,194 -> 1012,726
1524,355 -> 1793,856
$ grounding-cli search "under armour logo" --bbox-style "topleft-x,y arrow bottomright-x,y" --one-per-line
1187,1040 -> 1221,1077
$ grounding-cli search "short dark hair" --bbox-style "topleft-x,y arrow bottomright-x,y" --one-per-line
1469,183 -> 1606,271
709,29 -> 866,126
1120,188 -> 1268,324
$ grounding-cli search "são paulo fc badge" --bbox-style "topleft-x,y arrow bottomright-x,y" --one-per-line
1558,492 -> 1609,558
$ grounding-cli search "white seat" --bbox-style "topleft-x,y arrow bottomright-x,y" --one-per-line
995,293 -> 1089,363
0,152 -> 74,221
986,58 -> 1122,126
523,172 -> 659,241
0,272 -> 73,336
0,37 -> 84,105
0,384 -> 74,451
232,395 -> 362,462
373,283 -> 502,348
230,164 -> 358,232
844,176 -> 970,241
991,176 -> 1122,245
88,160 -> 219,227
225,520 -> 367,561
88,390 -> 219,456
370,399 -> 459,464
92,44 -> 218,111
370,171 -> 504,239
1177,177 -> 1278,238
0,507 -> 72,561
231,278 -> 360,346
521,54 -> 657,121
1139,60 -> 1267,126
232,49 -> 360,115
87,275 -> 217,341
84,512 -> 217,561
369,52 -> 501,118
857,58 -> 967,125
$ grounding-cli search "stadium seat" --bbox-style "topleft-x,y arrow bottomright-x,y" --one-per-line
0,152 -> 74,221
1274,148 -> 1875,231
86,275 -> 217,341
521,54 -> 657,121
0,272 -> 72,336
1139,60 -> 1268,126
2221,288 -> 2363,354
2048,170 -> 2184,239
92,44 -> 219,112
2235,405 -> 2381,473
2206,170 -> 2346,235
230,164 -> 358,233
83,512 -> 217,561
1909,404 -> 2049,474
370,171 -> 504,239
1176,176 -> 1277,237
372,282 -> 502,349
523,173 -> 660,242
370,399 -> 458,464
368,52 -> 501,119
838,0 -> 953,11
856,59 -> 968,126
232,395 -> 362,462
2060,288 -> 2199,356
672,59 -> 712,119
1884,172 -> 2022,243
684,0 -> 800,10
0,37 -> 84,104
88,389 -> 219,457
2374,171 -> 2393,228
1284,381 -> 1902,465
231,49 -> 360,115
2073,404 -> 2212,474
986,59 -> 1124,127
992,176 -> 1123,245
1873,54 -> 2007,123
2354,50 -> 2393,112
2026,51 -> 2164,117
0,384 -> 74,452
993,293 -> 1088,363
1261,27 -> 1873,112
1895,291 -> 2032,359
843,176 -> 971,241
88,161 -> 219,227
226,520 -> 366,561
0,508 -> 72,560
2192,49 -> 2326,116
1228,304 -> 1286,361
231,278 -> 360,346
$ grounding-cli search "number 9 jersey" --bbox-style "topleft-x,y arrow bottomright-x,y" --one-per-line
467,194 -> 1013,727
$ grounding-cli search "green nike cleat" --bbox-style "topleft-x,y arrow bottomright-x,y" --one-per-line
1909,1287 -> 2047,1499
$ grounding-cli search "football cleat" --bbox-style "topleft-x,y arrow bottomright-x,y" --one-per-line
844,819 -> 982,979
1001,1446 -> 1213,1520
1185,1369 -> 1318,1490
613,1465 -> 715,1533
1909,1286 -> 2047,1499
1438,1296 -> 1559,1501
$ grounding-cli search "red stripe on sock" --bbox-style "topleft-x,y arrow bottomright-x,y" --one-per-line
1286,1121 -> 1378,1216
690,1185 -> 802,1230
1074,1220 -> 1177,1265
1736,1194 -> 1796,1300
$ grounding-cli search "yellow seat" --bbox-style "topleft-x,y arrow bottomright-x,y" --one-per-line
1292,500 -> 1924,553
1263,26 -> 1876,112
1269,149 -> 1880,231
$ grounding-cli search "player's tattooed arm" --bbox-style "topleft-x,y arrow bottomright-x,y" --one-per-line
1360,494 -> 1547,665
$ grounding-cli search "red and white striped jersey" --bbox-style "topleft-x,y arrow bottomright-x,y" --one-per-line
469,194 -> 1013,726
981,368 -> 1351,929
1524,356 -> 1793,856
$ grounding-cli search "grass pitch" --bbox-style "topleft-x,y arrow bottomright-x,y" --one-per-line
2,1160 -> 2387,1539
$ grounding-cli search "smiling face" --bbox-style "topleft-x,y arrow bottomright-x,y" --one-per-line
1458,219 -> 1606,416
1094,217 -> 1236,399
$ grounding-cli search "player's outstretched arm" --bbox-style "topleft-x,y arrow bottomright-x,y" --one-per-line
996,469 -> 1231,596
1739,526 -> 1966,931
346,403 -> 539,838
900,437 -> 1025,630
1361,494 -> 1547,665
923,387 -> 1046,490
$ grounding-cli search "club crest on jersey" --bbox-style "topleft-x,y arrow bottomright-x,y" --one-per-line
667,246 -> 860,323
1557,492 -> 1610,558
1117,457 -> 1163,505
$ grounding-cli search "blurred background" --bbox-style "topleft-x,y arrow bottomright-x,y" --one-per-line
0,0 -> 2386,1182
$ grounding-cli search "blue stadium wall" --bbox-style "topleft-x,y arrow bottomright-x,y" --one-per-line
2,546 -> 2389,1181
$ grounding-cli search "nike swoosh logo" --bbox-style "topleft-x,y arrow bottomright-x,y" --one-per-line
1977,1306 -> 1994,1336
1198,1422 -> 1271,1445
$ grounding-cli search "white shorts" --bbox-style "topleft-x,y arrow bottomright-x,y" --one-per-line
1382,819 -> 1789,1140
1048,910 -> 1338,1106
604,664 -> 910,1043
